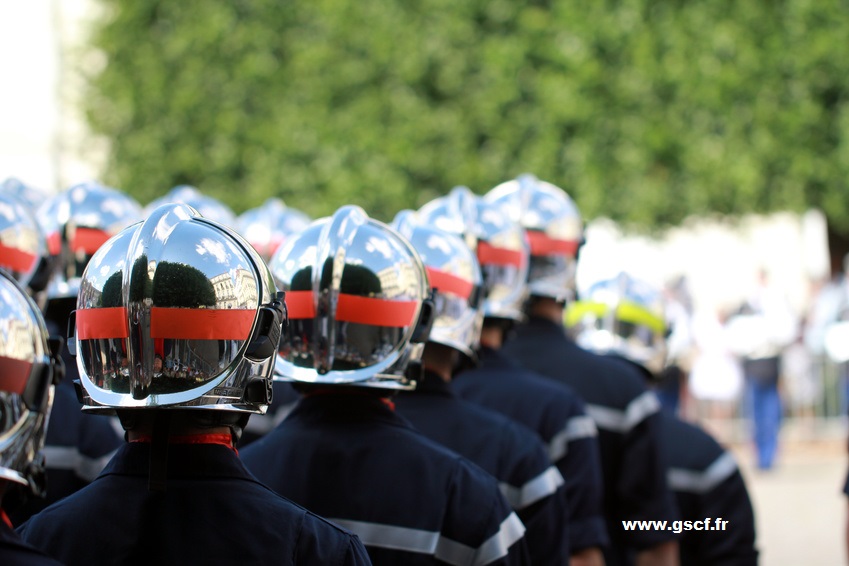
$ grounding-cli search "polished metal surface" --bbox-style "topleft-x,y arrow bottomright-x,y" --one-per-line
37,181 -> 144,300
486,174 -> 583,301
392,209 -> 484,359
74,203 -> 278,413
145,185 -> 237,228
0,177 -> 47,214
0,193 -> 49,291
0,271 -> 55,491
270,205 -> 429,389
236,198 -> 311,261
418,186 -> 530,322
566,272 -> 669,375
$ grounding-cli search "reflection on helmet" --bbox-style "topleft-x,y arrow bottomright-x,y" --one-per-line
486,174 -> 583,302
71,203 -> 284,414
270,205 -> 431,390
236,198 -> 311,261
418,186 -> 530,322
145,185 -> 237,228
0,193 -> 53,294
0,270 -> 62,497
565,272 -> 668,376
391,210 -> 483,360
37,181 -> 143,301
0,177 -> 48,214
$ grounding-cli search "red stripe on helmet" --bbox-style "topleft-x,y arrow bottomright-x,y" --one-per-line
0,242 -> 37,273
285,291 -> 316,319
477,241 -> 523,267
150,308 -> 256,340
287,291 -> 418,327
77,307 -> 130,339
0,356 -> 32,395
46,231 -> 62,256
71,227 -> 112,255
425,267 -> 473,300
526,231 -> 579,257
336,295 -> 418,327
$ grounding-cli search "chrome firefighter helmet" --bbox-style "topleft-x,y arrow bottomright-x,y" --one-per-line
565,272 -> 668,376
0,193 -> 53,294
0,270 -> 63,497
145,185 -> 237,227
392,209 -> 484,360
418,186 -> 530,322
485,174 -> 583,302
37,181 -> 143,300
269,205 -> 433,390
1,177 -> 47,214
69,203 -> 285,414
236,198 -> 311,261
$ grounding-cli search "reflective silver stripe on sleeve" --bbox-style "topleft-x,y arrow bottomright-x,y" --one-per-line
585,391 -> 660,433
328,513 -> 526,566
499,466 -> 565,509
42,446 -> 117,482
548,415 -> 598,462
667,451 -> 739,494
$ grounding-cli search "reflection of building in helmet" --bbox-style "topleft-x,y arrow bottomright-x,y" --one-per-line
419,186 -> 530,322
72,203 -> 284,414
271,205 -> 432,389
486,174 -> 583,302
566,272 -> 669,377
0,270 -> 62,498
236,198 -> 311,261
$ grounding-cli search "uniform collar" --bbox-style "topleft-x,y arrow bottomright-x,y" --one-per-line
101,442 -> 249,480
476,346 -> 520,370
408,369 -> 455,397
290,391 -> 407,429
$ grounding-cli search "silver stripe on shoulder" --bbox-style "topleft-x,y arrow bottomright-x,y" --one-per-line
499,466 -> 565,509
471,512 -> 526,566
328,513 -> 526,566
42,446 -> 116,482
667,451 -> 739,494
548,415 -> 598,462
585,391 -> 660,433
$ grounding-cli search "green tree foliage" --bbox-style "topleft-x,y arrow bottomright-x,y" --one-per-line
85,0 -> 849,232
152,261 -> 216,307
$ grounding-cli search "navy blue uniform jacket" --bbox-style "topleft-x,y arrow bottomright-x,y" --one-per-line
18,442 -> 371,565
662,413 -> 758,566
453,347 -> 609,553
503,317 -> 679,566
394,369 -> 570,564
242,393 -> 530,566
0,518 -> 62,566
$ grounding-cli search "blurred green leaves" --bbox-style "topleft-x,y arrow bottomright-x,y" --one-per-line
86,0 -> 849,232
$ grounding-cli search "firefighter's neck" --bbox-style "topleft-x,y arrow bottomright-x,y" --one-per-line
479,325 -> 503,349
126,416 -> 231,441
422,343 -> 460,383
528,296 -> 565,324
